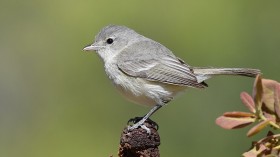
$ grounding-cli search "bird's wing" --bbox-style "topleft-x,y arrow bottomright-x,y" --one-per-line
117,39 -> 205,88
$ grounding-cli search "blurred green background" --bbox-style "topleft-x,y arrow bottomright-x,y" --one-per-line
0,0 -> 279,156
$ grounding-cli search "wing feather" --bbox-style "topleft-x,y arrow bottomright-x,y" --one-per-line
117,56 -> 206,88
115,40 -> 206,88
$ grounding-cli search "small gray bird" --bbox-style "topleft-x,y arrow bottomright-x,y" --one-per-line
83,25 -> 260,132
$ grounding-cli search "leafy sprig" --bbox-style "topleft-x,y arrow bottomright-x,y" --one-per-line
216,75 -> 280,156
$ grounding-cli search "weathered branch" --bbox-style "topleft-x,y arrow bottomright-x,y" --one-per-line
118,121 -> 160,157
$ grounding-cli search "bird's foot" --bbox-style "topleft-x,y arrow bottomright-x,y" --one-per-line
127,117 -> 158,134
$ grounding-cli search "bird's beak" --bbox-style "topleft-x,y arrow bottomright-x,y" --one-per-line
83,43 -> 104,51
83,44 -> 97,51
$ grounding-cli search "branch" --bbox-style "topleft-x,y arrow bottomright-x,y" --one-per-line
118,121 -> 160,157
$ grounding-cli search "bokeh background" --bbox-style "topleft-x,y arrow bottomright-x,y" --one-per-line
1,0 -> 280,156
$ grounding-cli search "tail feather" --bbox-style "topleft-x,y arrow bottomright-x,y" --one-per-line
192,67 -> 261,83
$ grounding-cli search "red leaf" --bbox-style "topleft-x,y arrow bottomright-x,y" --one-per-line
262,80 -> 276,112
261,79 -> 280,115
263,112 -> 276,123
240,92 -> 256,113
274,84 -> 280,119
224,111 -> 255,118
252,75 -> 263,111
247,119 -> 270,137
216,115 -> 255,129
243,144 -> 267,157
262,79 -> 280,89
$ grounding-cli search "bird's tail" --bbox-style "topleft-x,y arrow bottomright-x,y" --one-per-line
192,67 -> 261,83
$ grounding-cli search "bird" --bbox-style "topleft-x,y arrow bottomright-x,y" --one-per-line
83,25 -> 260,132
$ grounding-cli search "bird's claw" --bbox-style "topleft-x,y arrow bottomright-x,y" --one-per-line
127,116 -> 159,134
127,123 -> 151,134
127,117 -> 143,125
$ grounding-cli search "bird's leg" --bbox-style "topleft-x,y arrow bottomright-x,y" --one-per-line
127,104 -> 162,133
127,117 -> 159,130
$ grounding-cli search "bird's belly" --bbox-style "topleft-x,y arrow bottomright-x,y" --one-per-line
104,64 -> 186,106
113,74 -> 187,106
114,76 -> 157,106
116,86 -> 157,106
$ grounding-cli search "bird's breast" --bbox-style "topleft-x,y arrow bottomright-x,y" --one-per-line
103,63 -> 186,106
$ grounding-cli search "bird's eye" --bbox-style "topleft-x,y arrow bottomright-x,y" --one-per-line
106,38 -> 114,44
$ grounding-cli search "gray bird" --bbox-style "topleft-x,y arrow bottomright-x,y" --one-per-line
83,25 -> 260,132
